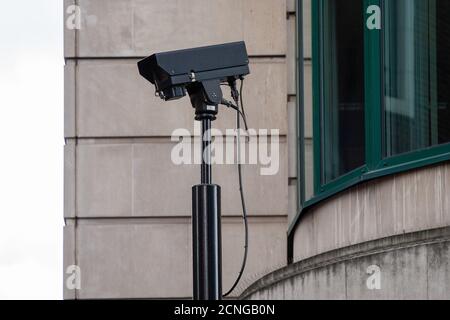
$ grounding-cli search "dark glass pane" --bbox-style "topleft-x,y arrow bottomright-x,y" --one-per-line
384,0 -> 450,157
322,0 -> 365,183
437,0 -> 450,144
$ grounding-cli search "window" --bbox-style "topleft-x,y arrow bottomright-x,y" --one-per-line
322,0 -> 365,183
384,0 -> 450,157
297,0 -> 450,212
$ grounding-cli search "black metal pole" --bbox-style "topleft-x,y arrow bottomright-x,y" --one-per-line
201,119 -> 212,184
192,115 -> 222,301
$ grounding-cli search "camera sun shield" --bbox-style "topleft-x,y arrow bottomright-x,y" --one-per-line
137,41 -> 250,101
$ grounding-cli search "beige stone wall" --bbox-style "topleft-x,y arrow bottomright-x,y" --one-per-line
64,0 -> 296,299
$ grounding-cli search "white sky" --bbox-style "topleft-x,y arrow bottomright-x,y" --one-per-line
0,0 -> 63,299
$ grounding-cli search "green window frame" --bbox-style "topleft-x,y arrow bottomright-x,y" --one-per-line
289,0 -> 450,256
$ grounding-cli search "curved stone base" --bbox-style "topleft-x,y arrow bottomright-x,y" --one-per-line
241,227 -> 450,300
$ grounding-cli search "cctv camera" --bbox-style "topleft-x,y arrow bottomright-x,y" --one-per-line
137,42 -> 250,117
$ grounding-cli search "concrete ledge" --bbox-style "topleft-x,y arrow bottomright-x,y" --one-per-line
241,226 -> 450,300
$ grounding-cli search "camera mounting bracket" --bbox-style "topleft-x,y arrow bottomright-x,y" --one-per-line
187,79 -> 222,121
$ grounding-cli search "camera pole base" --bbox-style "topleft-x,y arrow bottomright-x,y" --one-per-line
192,184 -> 222,300
192,115 -> 222,301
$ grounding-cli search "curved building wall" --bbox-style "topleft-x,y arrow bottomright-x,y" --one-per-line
241,163 -> 450,299
242,226 -> 450,300
293,163 -> 450,262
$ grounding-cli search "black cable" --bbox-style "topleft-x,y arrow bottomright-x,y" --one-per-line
239,79 -> 247,125
238,79 -> 250,143
220,79 -> 248,132
223,80 -> 249,298
224,102 -> 249,132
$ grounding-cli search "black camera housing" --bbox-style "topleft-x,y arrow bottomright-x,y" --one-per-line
137,41 -> 250,102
